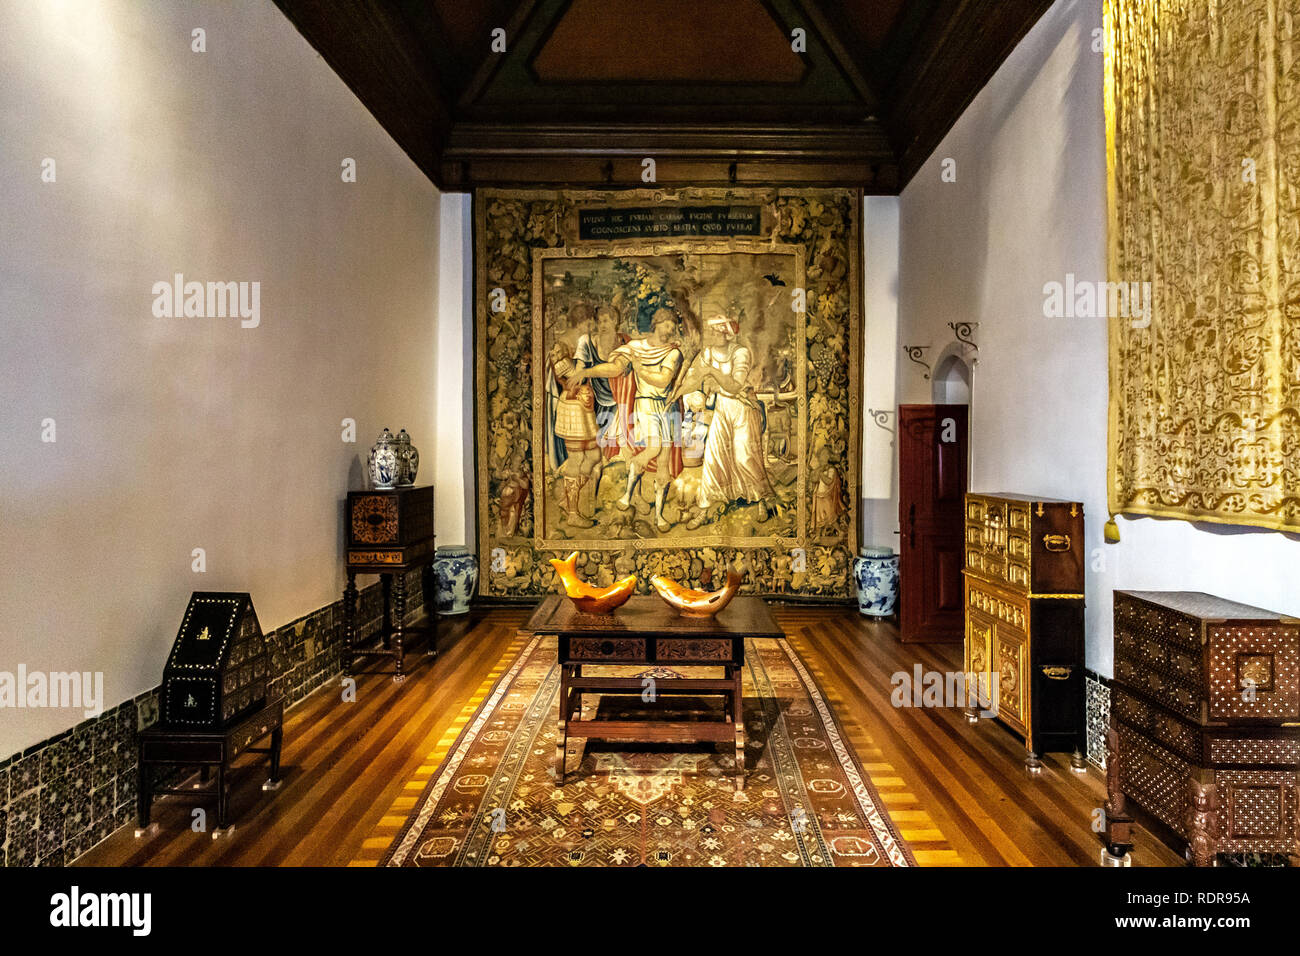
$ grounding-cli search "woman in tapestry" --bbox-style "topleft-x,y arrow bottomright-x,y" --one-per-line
678,313 -> 778,529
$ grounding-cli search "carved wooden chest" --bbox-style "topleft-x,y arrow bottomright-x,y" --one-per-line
161,592 -> 268,728
1109,590 -> 1300,865
963,493 -> 1086,770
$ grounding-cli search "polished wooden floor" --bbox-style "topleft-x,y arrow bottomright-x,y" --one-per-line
78,606 -> 1183,867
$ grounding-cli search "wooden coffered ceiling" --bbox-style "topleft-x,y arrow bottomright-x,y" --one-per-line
272,0 -> 1053,192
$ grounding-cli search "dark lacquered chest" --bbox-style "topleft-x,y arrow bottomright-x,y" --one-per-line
161,591 -> 268,728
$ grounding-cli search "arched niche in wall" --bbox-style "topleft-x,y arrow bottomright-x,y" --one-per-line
931,343 -> 973,405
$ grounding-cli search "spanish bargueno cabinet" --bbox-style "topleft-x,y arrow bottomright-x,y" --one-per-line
1106,591 -> 1300,866
962,493 -> 1086,771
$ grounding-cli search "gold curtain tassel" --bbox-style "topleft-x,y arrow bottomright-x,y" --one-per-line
1103,515 -> 1121,544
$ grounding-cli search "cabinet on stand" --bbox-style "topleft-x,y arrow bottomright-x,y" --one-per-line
342,484 -> 437,681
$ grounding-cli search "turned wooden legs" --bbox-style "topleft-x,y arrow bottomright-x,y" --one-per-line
392,572 -> 407,682
343,566 -> 436,680
342,572 -> 358,675
381,575 -> 392,650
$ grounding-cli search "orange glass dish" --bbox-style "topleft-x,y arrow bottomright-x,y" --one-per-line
548,552 -> 637,614
650,567 -> 744,618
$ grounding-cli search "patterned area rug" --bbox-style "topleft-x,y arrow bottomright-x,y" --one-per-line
378,633 -> 914,867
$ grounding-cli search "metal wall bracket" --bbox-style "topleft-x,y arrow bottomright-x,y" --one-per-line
902,345 -> 931,379
867,408 -> 896,447
948,321 -> 979,363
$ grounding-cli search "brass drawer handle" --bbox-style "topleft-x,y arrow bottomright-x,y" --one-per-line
1042,533 -> 1071,552
1042,666 -> 1073,680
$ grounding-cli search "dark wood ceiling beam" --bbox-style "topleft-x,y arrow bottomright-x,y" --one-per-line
272,0 -> 452,186
457,0 -> 542,109
443,156 -> 898,192
440,122 -> 897,191
268,0 -> 1053,194
443,122 -> 893,163
887,0 -> 1053,186
793,0 -> 881,114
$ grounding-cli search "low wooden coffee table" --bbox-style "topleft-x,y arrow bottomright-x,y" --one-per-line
522,595 -> 784,789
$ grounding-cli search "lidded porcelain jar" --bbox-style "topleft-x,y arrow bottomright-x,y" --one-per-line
367,427 -> 400,489
853,546 -> 899,617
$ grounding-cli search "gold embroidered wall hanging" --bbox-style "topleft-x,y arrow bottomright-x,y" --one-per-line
475,187 -> 862,598
1105,0 -> 1300,530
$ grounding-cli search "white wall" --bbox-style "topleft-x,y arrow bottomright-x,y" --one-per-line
896,0 -> 1300,675
433,193 -> 474,548
861,196 -> 900,550
0,0 -> 441,756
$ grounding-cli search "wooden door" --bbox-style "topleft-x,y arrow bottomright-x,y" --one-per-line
897,404 -> 968,642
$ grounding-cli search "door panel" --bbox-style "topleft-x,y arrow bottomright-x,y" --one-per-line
898,404 -> 969,642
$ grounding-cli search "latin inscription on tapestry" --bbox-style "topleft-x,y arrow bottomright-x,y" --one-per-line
476,187 -> 862,598
577,205 -> 762,240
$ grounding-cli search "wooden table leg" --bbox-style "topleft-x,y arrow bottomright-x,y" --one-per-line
270,726 -> 283,783
732,664 -> 745,790
381,574 -> 393,650
217,763 -> 229,829
137,762 -> 152,827
392,572 -> 407,682
557,663 -> 570,785
342,572 -> 358,676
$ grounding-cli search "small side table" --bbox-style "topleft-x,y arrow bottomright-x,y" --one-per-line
343,485 -> 438,681
137,697 -> 284,829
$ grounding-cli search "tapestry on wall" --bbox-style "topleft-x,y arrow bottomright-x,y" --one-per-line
475,187 -> 862,598
1105,0 -> 1300,531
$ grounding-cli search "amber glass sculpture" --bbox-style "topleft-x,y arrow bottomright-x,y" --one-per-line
650,567 -> 744,618
548,551 -> 637,614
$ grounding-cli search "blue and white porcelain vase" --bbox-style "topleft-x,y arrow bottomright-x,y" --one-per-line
367,427 -> 400,489
853,546 -> 899,617
434,546 -> 478,616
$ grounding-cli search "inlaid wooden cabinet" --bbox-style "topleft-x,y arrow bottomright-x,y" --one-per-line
343,484 -> 437,679
962,493 -> 1086,771
1107,591 -> 1300,866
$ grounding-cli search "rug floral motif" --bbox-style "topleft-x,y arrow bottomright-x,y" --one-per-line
382,634 -> 913,867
